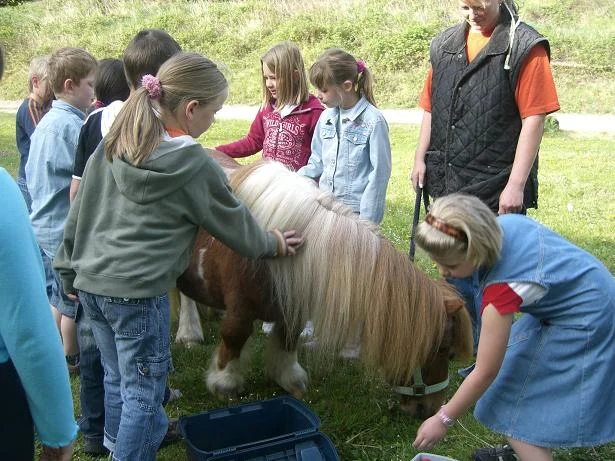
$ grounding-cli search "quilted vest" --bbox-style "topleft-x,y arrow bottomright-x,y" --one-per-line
425,18 -> 549,212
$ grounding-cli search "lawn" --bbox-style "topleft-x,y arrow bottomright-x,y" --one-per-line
0,113 -> 613,460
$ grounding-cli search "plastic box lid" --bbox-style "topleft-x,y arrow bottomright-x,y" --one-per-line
179,396 -> 324,460
208,432 -> 339,461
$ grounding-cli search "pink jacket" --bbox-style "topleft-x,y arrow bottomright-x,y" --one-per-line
216,94 -> 324,171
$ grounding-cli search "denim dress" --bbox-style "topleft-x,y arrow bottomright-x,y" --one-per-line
298,96 -> 391,224
474,215 -> 615,447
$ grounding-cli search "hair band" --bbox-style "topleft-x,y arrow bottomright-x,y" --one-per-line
142,74 -> 162,100
356,59 -> 366,74
425,213 -> 468,243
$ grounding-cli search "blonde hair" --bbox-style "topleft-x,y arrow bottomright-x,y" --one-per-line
105,52 -> 227,166
48,47 -> 97,96
416,194 -> 502,267
27,56 -> 50,92
310,48 -> 377,107
261,42 -> 309,109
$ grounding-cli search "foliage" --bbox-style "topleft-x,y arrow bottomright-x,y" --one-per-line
0,0 -> 614,112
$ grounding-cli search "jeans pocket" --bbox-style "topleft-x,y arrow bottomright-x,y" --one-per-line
136,355 -> 172,413
102,297 -> 147,338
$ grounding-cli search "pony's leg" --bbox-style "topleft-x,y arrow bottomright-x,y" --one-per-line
206,311 -> 253,399
175,293 -> 204,347
265,324 -> 308,398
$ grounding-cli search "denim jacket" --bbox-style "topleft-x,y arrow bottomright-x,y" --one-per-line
298,96 -> 391,224
26,100 -> 85,257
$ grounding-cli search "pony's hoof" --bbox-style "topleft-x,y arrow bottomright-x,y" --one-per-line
205,362 -> 245,400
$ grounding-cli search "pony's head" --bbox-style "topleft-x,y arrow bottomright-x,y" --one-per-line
395,292 -> 473,418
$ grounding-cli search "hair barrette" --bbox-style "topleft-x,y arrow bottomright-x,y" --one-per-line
425,213 -> 468,243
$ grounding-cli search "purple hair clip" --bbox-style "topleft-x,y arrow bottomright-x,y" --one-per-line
356,59 -> 366,74
142,74 -> 162,100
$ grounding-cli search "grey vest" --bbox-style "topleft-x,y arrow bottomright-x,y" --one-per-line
425,18 -> 549,212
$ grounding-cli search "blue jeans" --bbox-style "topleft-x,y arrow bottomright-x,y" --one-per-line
75,304 -> 106,446
80,291 -> 172,461
449,272 -> 482,352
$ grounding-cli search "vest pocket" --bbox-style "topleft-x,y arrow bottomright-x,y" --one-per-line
425,150 -> 446,198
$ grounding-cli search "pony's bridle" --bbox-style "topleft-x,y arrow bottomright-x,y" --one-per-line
393,369 -> 449,397
398,186 -> 450,398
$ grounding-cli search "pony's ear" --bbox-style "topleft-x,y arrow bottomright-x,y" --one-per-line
444,296 -> 464,316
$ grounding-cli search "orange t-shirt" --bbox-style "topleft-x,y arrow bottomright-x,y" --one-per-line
419,29 -> 560,118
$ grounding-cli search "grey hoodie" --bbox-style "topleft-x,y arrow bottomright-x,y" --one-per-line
54,135 -> 277,299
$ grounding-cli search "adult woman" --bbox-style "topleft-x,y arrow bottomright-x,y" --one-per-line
412,194 -> 615,461
411,0 -> 559,214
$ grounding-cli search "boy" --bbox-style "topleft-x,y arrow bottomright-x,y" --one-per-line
16,55 -> 54,212
68,30 -> 181,457
25,46 -> 97,386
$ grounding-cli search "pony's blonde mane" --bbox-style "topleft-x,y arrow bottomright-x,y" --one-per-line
230,161 -> 472,383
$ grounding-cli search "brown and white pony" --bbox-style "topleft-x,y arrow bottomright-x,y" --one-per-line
176,153 -> 473,414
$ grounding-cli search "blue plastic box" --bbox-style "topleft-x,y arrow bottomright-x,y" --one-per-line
178,396 -> 339,461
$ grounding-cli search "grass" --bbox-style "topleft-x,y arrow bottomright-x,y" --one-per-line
0,0 -> 614,112
0,112 -> 613,460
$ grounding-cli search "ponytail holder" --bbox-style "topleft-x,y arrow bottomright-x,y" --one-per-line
142,74 -> 162,100
94,100 -> 105,109
356,59 -> 366,74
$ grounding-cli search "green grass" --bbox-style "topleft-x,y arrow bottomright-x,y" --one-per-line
0,112 -> 614,459
0,0 -> 614,113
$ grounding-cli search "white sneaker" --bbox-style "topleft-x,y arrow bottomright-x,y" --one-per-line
262,322 -> 274,334
300,320 -> 314,338
340,343 -> 361,359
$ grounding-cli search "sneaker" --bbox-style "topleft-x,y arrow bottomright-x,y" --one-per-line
300,321 -> 314,338
66,354 -> 80,376
262,322 -> 274,334
472,445 -> 518,461
339,343 -> 361,359
83,438 -> 109,457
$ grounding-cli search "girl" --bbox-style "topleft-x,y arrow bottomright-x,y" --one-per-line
298,48 -> 391,225
216,41 -> 323,171
412,194 -> 615,461
54,52 -> 303,461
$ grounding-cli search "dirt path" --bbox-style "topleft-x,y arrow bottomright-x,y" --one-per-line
1,100 -> 613,134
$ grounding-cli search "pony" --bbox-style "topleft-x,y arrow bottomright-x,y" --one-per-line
176,152 -> 473,416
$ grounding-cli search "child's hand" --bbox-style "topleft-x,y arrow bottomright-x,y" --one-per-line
40,442 -> 74,461
412,414 -> 449,450
272,229 -> 304,256
67,292 -> 79,301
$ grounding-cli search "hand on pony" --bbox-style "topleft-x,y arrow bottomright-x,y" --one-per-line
412,414 -> 449,450
272,229 -> 304,257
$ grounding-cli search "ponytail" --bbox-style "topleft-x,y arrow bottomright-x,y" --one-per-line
105,86 -> 164,166
105,52 -> 228,166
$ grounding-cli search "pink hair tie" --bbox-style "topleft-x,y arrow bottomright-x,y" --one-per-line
356,59 -> 366,74
142,74 -> 162,100
94,100 -> 105,109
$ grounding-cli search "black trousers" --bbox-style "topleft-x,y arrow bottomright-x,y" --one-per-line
0,359 -> 34,461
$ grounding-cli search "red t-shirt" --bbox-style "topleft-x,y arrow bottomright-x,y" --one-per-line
419,29 -> 560,118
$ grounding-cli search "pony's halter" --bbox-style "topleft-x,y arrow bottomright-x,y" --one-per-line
393,368 -> 449,397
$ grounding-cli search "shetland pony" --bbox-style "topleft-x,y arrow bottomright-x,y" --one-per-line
176,153 -> 473,407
